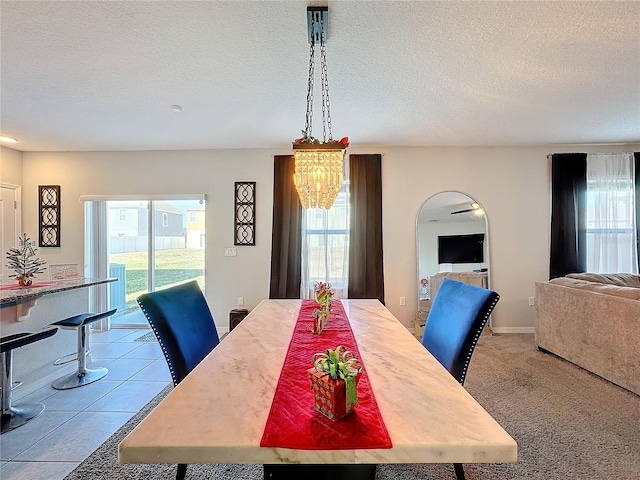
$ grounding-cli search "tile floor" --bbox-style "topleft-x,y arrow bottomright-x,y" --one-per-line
0,327 -> 171,480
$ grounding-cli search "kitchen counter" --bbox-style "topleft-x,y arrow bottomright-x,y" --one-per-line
0,277 -> 115,305
1,277 -> 116,322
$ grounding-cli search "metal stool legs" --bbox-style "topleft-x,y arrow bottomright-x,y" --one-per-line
1,348 -> 45,433
52,323 -> 107,390
51,309 -> 116,390
1,328 -> 58,434
176,463 -> 187,480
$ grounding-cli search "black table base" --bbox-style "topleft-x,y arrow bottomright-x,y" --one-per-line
264,464 -> 376,480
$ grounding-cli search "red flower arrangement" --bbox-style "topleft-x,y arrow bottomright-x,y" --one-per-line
292,132 -> 349,148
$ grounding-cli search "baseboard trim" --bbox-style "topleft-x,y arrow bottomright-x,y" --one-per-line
491,326 -> 535,334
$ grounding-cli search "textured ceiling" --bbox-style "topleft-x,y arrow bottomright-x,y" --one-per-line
1,1 -> 639,152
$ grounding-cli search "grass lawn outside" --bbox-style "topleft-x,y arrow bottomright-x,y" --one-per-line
109,248 -> 205,315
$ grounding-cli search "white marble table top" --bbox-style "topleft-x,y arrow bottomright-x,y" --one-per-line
118,299 -> 517,465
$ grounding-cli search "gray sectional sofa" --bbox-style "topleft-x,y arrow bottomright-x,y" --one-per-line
534,272 -> 640,396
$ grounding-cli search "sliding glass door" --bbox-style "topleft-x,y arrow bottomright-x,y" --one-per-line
85,197 -> 205,328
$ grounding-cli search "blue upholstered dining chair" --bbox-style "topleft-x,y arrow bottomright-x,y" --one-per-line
421,277 -> 500,480
136,280 -> 220,480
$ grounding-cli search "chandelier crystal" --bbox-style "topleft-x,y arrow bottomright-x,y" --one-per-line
292,6 -> 348,210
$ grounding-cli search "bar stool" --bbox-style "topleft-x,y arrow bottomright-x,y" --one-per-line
50,308 -> 117,390
1,327 -> 58,433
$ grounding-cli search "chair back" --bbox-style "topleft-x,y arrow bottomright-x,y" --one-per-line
422,278 -> 499,385
137,280 -> 219,386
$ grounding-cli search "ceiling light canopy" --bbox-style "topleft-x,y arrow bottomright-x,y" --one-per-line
0,135 -> 19,144
292,6 -> 348,210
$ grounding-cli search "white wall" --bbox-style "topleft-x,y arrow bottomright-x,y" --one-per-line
9,142 -> 640,336
18,149 -> 277,335
0,137 -> 86,387
379,144 -> 639,332
1,145 -> 23,184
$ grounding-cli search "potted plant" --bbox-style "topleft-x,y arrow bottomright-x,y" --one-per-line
307,345 -> 362,421
5,233 -> 47,286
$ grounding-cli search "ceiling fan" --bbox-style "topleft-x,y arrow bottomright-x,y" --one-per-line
450,203 -> 482,215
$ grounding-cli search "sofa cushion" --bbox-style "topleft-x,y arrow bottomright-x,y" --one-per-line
550,277 -> 640,300
566,272 -> 640,288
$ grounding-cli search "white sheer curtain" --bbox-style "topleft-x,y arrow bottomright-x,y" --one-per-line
300,162 -> 350,299
84,201 -> 110,329
586,153 -> 638,274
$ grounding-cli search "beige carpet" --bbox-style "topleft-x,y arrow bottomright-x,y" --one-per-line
64,334 -> 640,479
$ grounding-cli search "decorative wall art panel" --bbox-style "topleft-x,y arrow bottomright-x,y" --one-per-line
234,182 -> 256,246
39,185 -> 60,247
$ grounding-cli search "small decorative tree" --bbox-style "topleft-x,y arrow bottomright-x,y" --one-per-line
5,233 -> 47,286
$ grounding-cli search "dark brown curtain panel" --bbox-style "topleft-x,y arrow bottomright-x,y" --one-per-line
348,154 -> 385,303
269,155 -> 302,299
635,152 -> 640,273
549,153 -> 587,279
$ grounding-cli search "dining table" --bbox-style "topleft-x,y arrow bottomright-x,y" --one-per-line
118,299 -> 517,478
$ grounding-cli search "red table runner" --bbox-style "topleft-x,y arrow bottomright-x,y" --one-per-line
260,300 -> 392,450
0,281 -> 56,291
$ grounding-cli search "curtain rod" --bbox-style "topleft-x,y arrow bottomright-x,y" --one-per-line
79,193 -> 207,202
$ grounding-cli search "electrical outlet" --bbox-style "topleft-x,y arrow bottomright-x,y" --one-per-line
400,296 -> 406,306
237,297 -> 244,306
528,297 -> 535,306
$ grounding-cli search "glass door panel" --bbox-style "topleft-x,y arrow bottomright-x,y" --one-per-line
106,199 -> 205,328
152,200 -> 205,293
107,201 -> 150,327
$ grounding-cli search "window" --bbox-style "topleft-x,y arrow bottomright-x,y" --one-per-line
119,209 -> 127,221
83,195 -> 206,328
189,211 -> 197,223
301,163 -> 350,299
586,153 -> 638,274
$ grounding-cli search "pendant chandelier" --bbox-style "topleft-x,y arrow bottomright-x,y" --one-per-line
292,6 -> 348,210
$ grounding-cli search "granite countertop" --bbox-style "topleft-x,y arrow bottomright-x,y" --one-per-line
0,277 -> 116,306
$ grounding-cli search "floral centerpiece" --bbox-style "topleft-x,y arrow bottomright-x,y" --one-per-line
311,281 -> 334,334
5,233 -> 47,286
308,346 -> 362,421
292,132 -> 349,149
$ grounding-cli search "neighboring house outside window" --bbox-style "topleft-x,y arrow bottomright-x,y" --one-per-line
186,207 -> 205,249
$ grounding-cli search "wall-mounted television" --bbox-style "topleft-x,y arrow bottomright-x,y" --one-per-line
438,233 -> 484,264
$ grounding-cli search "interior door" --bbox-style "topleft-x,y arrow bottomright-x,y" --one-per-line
1,184 -> 21,283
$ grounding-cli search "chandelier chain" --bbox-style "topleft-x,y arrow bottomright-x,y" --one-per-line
320,42 -> 331,142
304,31 -> 315,138
319,15 -> 332,142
